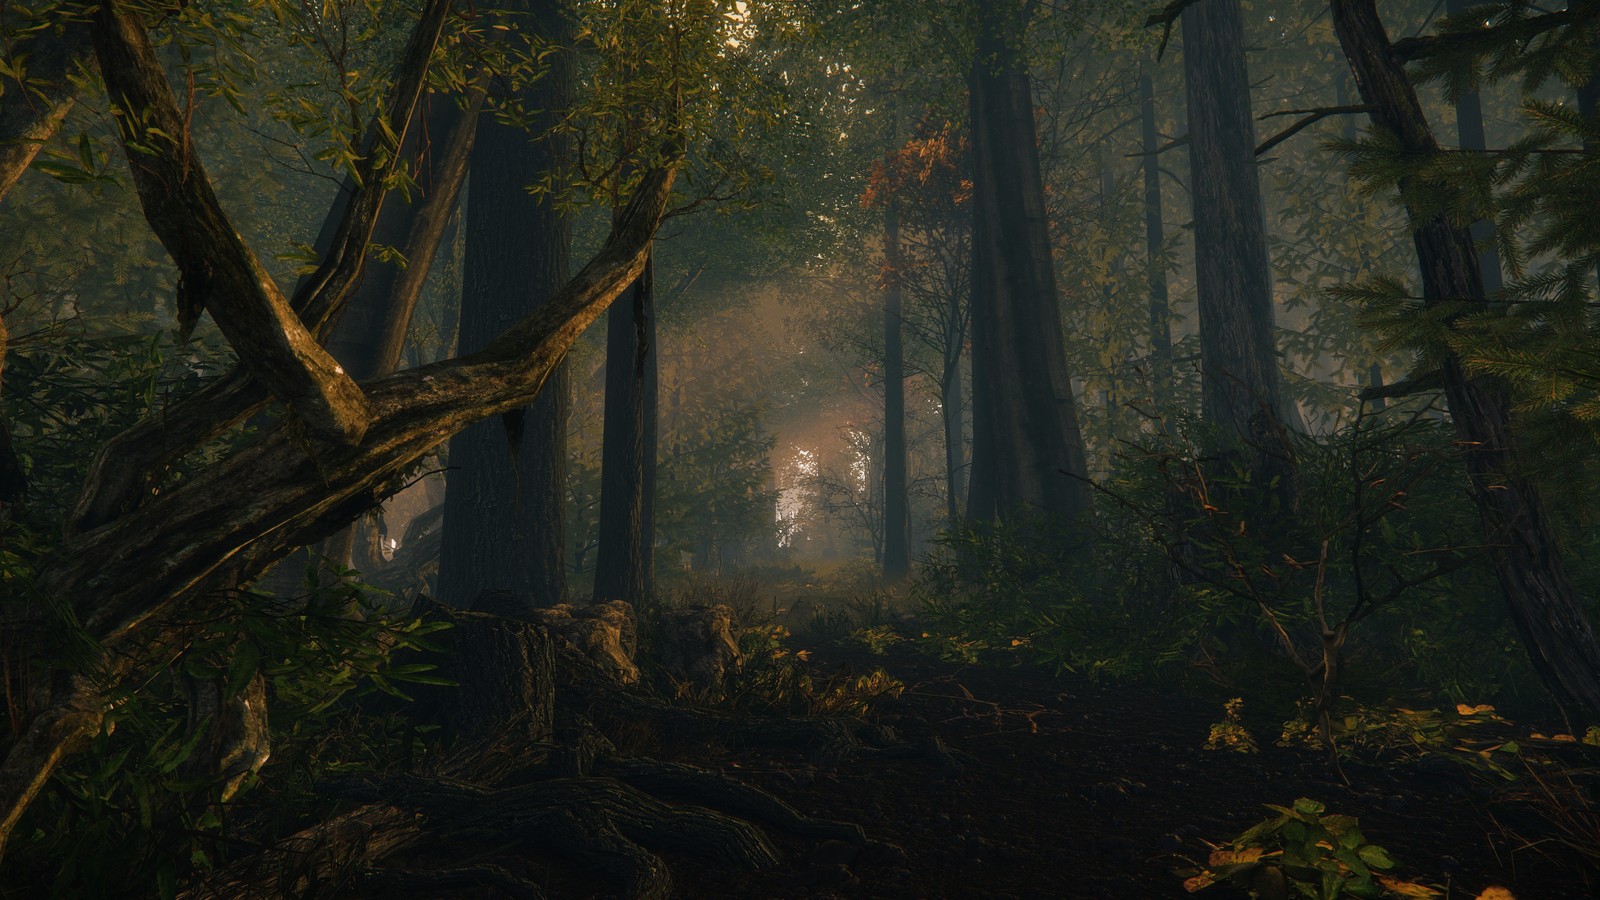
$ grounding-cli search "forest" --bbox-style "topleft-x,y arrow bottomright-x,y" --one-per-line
0,0 -> 1598,896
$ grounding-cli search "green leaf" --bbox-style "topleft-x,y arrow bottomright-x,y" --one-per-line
1356,844 -> 1396,870
226,641 -> 261,697
1293,797 -> 1326,816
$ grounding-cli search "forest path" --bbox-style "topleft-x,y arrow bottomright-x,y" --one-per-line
668,644 -> 1593,900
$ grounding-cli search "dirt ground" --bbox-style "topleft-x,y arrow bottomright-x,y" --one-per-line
653,643 -> 1597,900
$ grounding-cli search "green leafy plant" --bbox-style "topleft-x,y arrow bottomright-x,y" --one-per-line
1181,798 -> 1441,899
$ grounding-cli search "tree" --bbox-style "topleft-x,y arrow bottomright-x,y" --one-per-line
866,124 -> 972,528
1139,69 -> 1175,403
1329,0 -> 1600,719
437,0 -> 574,611
966,0 -> 1092,523
0,0 -> 683,855
1174,0 -> 1297,493
592,253 -> 656,604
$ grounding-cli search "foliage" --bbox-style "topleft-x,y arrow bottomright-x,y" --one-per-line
1204,697 -> 1259,754
5,570 -> 448,898
1180,798 -> 1443,899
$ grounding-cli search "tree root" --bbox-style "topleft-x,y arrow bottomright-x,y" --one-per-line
598,756 -> 866,844
357,863 -> 546,899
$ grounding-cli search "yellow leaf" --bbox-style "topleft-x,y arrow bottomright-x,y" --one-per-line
1376,876 -> 1444,898
1474,888 -> 1516,900
1207,847 -> 1265,866
1183,872 -> 1217,893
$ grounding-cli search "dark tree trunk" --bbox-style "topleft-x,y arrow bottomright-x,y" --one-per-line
882,199 -> 911,582
1139,70 -> 1174,402
593,255 -> 654,606
941,338 -> 964,527
964,194 -> 997,523
966,0 -> 1092,522
1181,0 -> 1295,488
320,92 -> 481,571
438,0 -> 573,612
1444,0 -> 1504,296
1575,0 -> 1600,286
1331,0 -> 1600,720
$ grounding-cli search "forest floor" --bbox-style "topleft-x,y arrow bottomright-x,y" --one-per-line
632,642 -> 1598,900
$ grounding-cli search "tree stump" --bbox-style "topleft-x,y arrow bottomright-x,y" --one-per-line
417,597 -> 555,745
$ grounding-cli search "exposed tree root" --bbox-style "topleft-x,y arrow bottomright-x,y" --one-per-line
598,756 -> 866,843
356,863 -> 545,899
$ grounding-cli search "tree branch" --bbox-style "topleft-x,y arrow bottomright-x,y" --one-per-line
68,0 -> 455,532
1254,104 -> 1374,157
91,0 -> 376,445
1391,6 -> 1582,62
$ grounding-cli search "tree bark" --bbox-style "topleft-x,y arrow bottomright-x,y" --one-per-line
882,196 -> 911,582
941,337 -> 964,528
438,0 -> 573,612
0,160 -> 679,861
320,90 -> 482,569
1139,70 -> 1175,402
1331,0 -> 1600,720
66,0 -> 450,535
1181,0 -> 1295,488
966,0 -> 1091,523
92,0 -> 389,445
0,16 -> 91,202
964,183 -> 997,523
1444,0 -> 1504,297
593,255 -> 654,606
1575,0 -> 1600,287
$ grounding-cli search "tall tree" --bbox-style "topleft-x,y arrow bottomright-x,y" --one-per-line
1330,0 -> 1600,719
592,254 -> 655,605
881,161 -> 911,583
320,92 -> 480,570
966,0 -> 1092,523
1178,0 -> 1296,489
1139,69 -> 1174,402
437,0 -> 574,611
1443,0 -> 1504,297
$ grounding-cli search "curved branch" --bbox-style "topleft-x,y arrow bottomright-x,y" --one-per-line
68,0 -> 454,532
0,160 -> 679,860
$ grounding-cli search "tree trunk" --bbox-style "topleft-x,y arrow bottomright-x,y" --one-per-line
1331,0 -> 1600,720
882,197 -> 911,582
0,160 -> 677,861
1575,0 -> 1600,287
1181,0 -> 1295,491
438,0 -> 573,612
941,340 -> 964,528
1139,70 -> 1174,403
1444,0 -> 1504,297
320,91 -> 481,570
964,190 -> 997,523
966,0 -> 1092,522
593,255 -> 654,606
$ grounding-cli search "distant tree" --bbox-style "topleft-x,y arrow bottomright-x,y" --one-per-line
1172,0 -> 1297,498
966,0 -> 1092,524
864,123 -> 971,529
